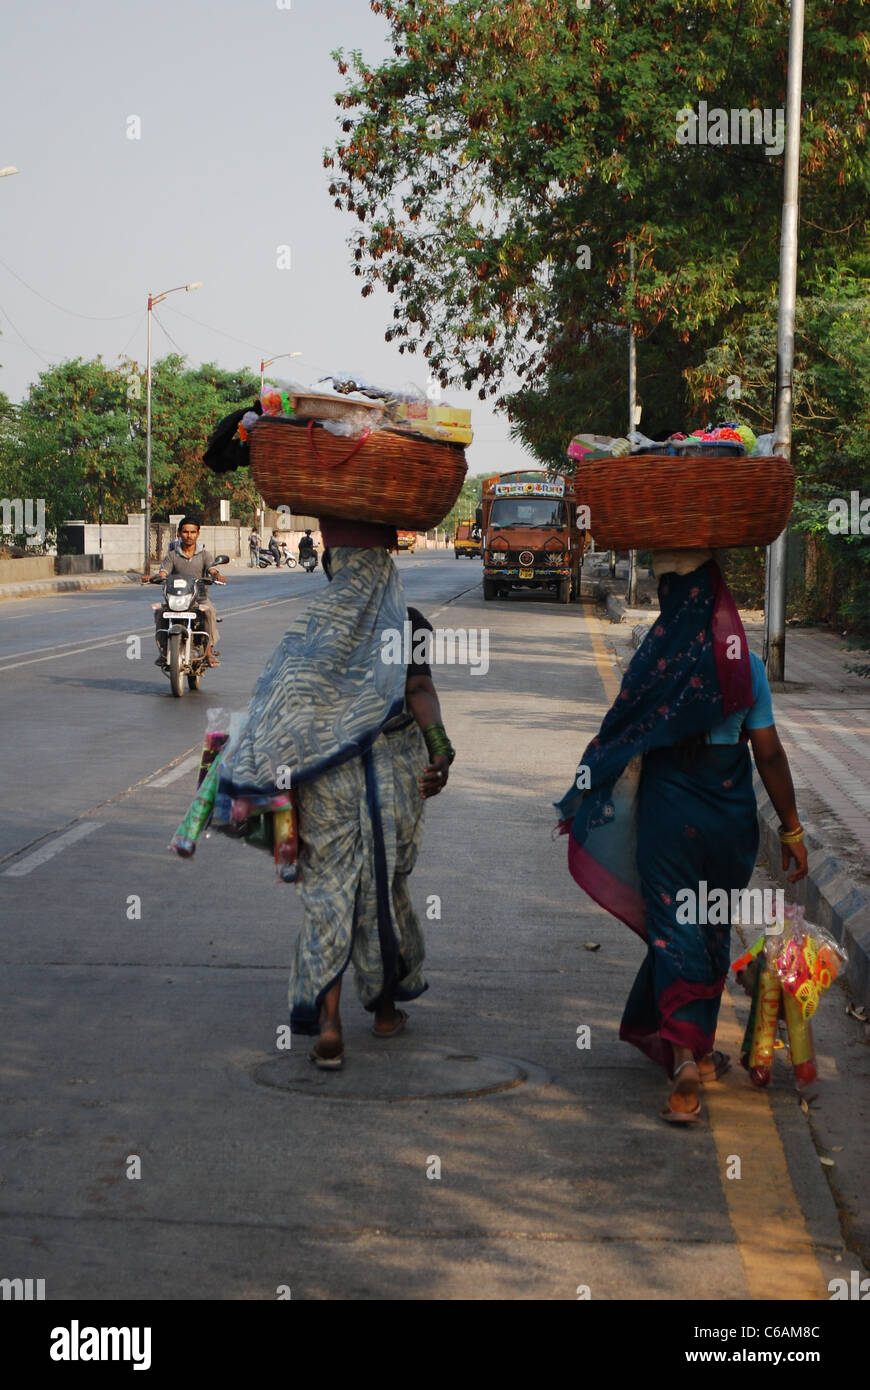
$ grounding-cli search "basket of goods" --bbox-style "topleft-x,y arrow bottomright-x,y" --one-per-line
249,417 -> 468,532
567,425 -> 793,549
204,380 -> 470,530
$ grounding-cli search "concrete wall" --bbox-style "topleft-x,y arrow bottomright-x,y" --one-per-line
0,556 -> 55,583
62,518 -> 245,569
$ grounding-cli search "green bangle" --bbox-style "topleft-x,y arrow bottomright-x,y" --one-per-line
424,723 -> 455,764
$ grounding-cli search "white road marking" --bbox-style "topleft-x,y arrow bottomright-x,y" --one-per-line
149,753 -> 201,787
0,594 -> 306,671
2,821 -> 103,877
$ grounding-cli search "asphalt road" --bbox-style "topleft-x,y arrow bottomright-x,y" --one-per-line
0,553 -> 864,1301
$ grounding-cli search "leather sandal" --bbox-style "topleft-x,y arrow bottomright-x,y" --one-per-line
660,1059 -> 702,1124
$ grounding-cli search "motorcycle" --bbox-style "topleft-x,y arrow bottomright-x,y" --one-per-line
299,544 -> 318,573
258,543 -> 297,569
149,556 -> 229,697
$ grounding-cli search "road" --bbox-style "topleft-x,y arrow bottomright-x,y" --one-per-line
0,554 -> 862,1300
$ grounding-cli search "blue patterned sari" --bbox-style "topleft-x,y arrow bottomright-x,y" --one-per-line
216,547 -> 429,1033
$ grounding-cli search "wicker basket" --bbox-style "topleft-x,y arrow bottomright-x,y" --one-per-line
249,417 -> 467,530
573,454 -> 794,549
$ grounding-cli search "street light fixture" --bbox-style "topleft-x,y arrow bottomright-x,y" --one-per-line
0,166 -> 19,178
260,351 -> 302,392
144,281 -> 202,568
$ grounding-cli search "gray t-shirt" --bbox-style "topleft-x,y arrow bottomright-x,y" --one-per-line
161,545 -> 215,579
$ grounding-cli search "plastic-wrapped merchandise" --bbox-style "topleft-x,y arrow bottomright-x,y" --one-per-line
766,903 -> 847,1019
746,964 -> 781,1087
319,408 -> 385,437
197,707 -> 231,787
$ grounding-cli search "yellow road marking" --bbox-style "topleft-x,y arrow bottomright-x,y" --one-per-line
583,606 -> 830,1300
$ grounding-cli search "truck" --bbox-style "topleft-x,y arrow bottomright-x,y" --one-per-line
480,470 -> 585,603
453,519 -> 481,559
396,530 -> 416,552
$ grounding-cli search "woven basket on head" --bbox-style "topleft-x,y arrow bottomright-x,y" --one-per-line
573,454 -> 794,549
249,417 -> 467,530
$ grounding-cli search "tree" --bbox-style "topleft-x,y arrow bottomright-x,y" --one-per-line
0,357 -> 263,548
327,0 -> 869,418
2,359 -> 141,548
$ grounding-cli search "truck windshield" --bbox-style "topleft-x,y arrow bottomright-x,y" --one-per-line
489,498 -> 568,529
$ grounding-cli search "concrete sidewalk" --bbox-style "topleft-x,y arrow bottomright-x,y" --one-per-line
0,570 -> 141,601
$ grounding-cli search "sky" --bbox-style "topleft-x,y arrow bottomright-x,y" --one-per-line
0,0 -> 537,476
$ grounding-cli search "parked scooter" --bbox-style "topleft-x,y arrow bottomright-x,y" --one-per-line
258,542 -> 297,569
148,557 -> 229,696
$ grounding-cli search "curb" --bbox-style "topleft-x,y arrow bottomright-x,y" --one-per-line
0,573 -> 140,602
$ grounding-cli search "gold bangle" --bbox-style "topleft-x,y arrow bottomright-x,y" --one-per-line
779,824 -> 804,844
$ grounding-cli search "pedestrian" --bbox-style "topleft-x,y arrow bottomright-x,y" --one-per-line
215,517 -> 454,1068
249,528 -> 260,566
556,551 -> 808,1124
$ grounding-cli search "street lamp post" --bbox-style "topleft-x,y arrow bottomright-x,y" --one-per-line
765,0 -> 806,683
257,352 -> 301,533
144,282 -> 202,569
259,351 -> 301,393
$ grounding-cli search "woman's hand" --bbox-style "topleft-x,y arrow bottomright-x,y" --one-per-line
783,838 -> 808,883
419,755 -> 450,799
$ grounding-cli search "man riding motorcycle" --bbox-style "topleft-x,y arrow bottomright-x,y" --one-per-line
141,516 -> 225,666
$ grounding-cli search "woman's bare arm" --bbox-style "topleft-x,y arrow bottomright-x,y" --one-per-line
748,725 -> 808,882
406,671 -> 450,798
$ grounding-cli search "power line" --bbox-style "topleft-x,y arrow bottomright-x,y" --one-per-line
151,310 -> 186,357
0,256 -> 140,322
0,301 -> 51,366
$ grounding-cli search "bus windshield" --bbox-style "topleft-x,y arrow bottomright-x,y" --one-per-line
489,498 -> 568,529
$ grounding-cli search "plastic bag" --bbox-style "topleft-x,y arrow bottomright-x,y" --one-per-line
765,903 -> 847,1018
319,408 -> 384,437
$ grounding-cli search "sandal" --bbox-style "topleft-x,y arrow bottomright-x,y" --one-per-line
699,1049 -> 731,1082
372,1008 -> 408,1038
206,654 -> 221,668
309,1038 -> 344,1070
660,1059 -> 702,1124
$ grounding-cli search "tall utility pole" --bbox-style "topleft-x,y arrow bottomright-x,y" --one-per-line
144,282 -> 201,570
627,241 -> 638,606
766,0 -> 805,683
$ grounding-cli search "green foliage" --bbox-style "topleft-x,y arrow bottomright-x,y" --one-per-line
328,0 -> 869,406
685,271 -> 870,632
328,2 -> 870,639
0,357 -> 262,549
440,471 -> 492,534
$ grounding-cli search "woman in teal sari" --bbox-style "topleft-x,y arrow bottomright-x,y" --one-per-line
556,554 -> 807,1122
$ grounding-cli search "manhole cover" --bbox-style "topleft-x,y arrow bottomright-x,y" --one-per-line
252,1047 -> 550,1102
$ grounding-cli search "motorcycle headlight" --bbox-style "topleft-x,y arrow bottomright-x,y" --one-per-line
167,594 -> 191,611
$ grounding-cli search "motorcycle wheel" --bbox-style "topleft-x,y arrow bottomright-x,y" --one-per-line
285,556 -> 297,568
168,632 -> 186,698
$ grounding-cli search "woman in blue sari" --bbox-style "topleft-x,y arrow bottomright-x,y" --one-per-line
556,554 -> 807,1122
